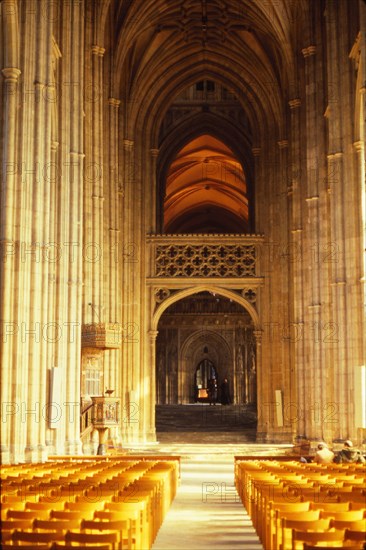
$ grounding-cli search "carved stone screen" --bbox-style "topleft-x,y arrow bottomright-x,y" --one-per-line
154,243 -> 257,277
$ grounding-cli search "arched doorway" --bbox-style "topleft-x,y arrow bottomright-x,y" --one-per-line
155,290 -> 258,438
195,358 -> 217,402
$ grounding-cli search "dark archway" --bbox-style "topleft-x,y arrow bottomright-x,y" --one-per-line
195,358 -> 217,402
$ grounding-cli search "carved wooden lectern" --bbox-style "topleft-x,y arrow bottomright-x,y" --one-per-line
91,394 -> 120,455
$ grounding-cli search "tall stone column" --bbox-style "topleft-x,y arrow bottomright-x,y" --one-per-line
251,147 -> 262,233
121,138 -> 141,442
324,1 -> 364,441
0,66 -> 21,464
83,45 -> 105,324
288,98 -> 305,440
276,138 -> 293,440
302,46 -> 320,431
103,98 -> 121,394
11,0 -> 55,463
148,148 -> 159,233
60,0 -> 85,455
147,330 -> 158,441
301,45 -> 328,442
253,329 -> 264,438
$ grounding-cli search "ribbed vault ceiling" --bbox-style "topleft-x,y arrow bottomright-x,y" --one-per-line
164,135 -> 248,233
98,0 -> 306,232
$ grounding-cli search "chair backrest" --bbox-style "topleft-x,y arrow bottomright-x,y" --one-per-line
304,546 -> 363,550
292,528 -> 345,549
320,510 -> 365,521
344,528 -> 366,542
81,519 -> 130,531
7,509 -> 50,520
12,530 -> 64,543
280,511 -> 321,522
52,544 -> 111,550
1,545 -> 51,550
330,519 -> 366,531
94,509 -> 139,521
50,510 -> 84,520
34,518 -> 81,530
310,502 -> 350,512
1,519 -> 34,530
283,518 -> 330,530
65,501 -> 104,512
272,502 -> 311,513
65,530 -> 119,544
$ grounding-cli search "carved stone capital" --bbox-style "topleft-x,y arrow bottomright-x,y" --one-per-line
289,98 -> 301,109
253,330 -> 263,344
1,67 -> 21,82
302,46 -> 316,58
92,45 -> 106,57
148,330 -> 159,342
123,139 -> 134,150
108,97 -> 121,107
353,140 -> 364,153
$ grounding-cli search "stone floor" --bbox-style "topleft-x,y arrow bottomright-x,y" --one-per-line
151,456 -> 263,550
122,404 -> 294,549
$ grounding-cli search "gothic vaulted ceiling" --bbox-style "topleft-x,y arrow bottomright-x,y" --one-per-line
101,0 -> 305,139
97,0 -> 308,232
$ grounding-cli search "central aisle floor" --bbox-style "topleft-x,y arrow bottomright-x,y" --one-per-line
152,456 -> 263,550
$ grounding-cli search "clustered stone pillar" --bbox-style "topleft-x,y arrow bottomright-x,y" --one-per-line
288,98 -> 304,440
120,138 -> 142,442
324,1 -> 365,442
0,66 -> 22,464
301,45 -> 323,444
104,98 -> 121,397
61,0 -> 85,456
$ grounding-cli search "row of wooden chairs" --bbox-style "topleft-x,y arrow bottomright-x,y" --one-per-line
234,459 -> 366,549
1,457 -> 179,549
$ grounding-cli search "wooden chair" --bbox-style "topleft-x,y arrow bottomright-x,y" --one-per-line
51,544 -> 111,550
338,493 -> 366,503
6,508 -> 51,520
33,518 -> 82,530
1,495 -> 29,504
303,546 -> 364,550
330,518 -> 366,530
11,529 -> 65,544
95,508 -> 141,549
1,545 -> 51,550
266,502 -> 312,550
280,517 -> 330,550
64,500 -> 105,515
344,528 -> 366,543
64,530 -> 119,548
50,510 -> 87,521
1,518 -> 35,530
81,518 -> 132,549
26,501 -> 65,512
291,528 -> 345,550
309,502 -> 350,512
319,509 -> 365,521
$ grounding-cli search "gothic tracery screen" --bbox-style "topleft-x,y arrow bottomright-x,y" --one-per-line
154,244 -> 257,277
